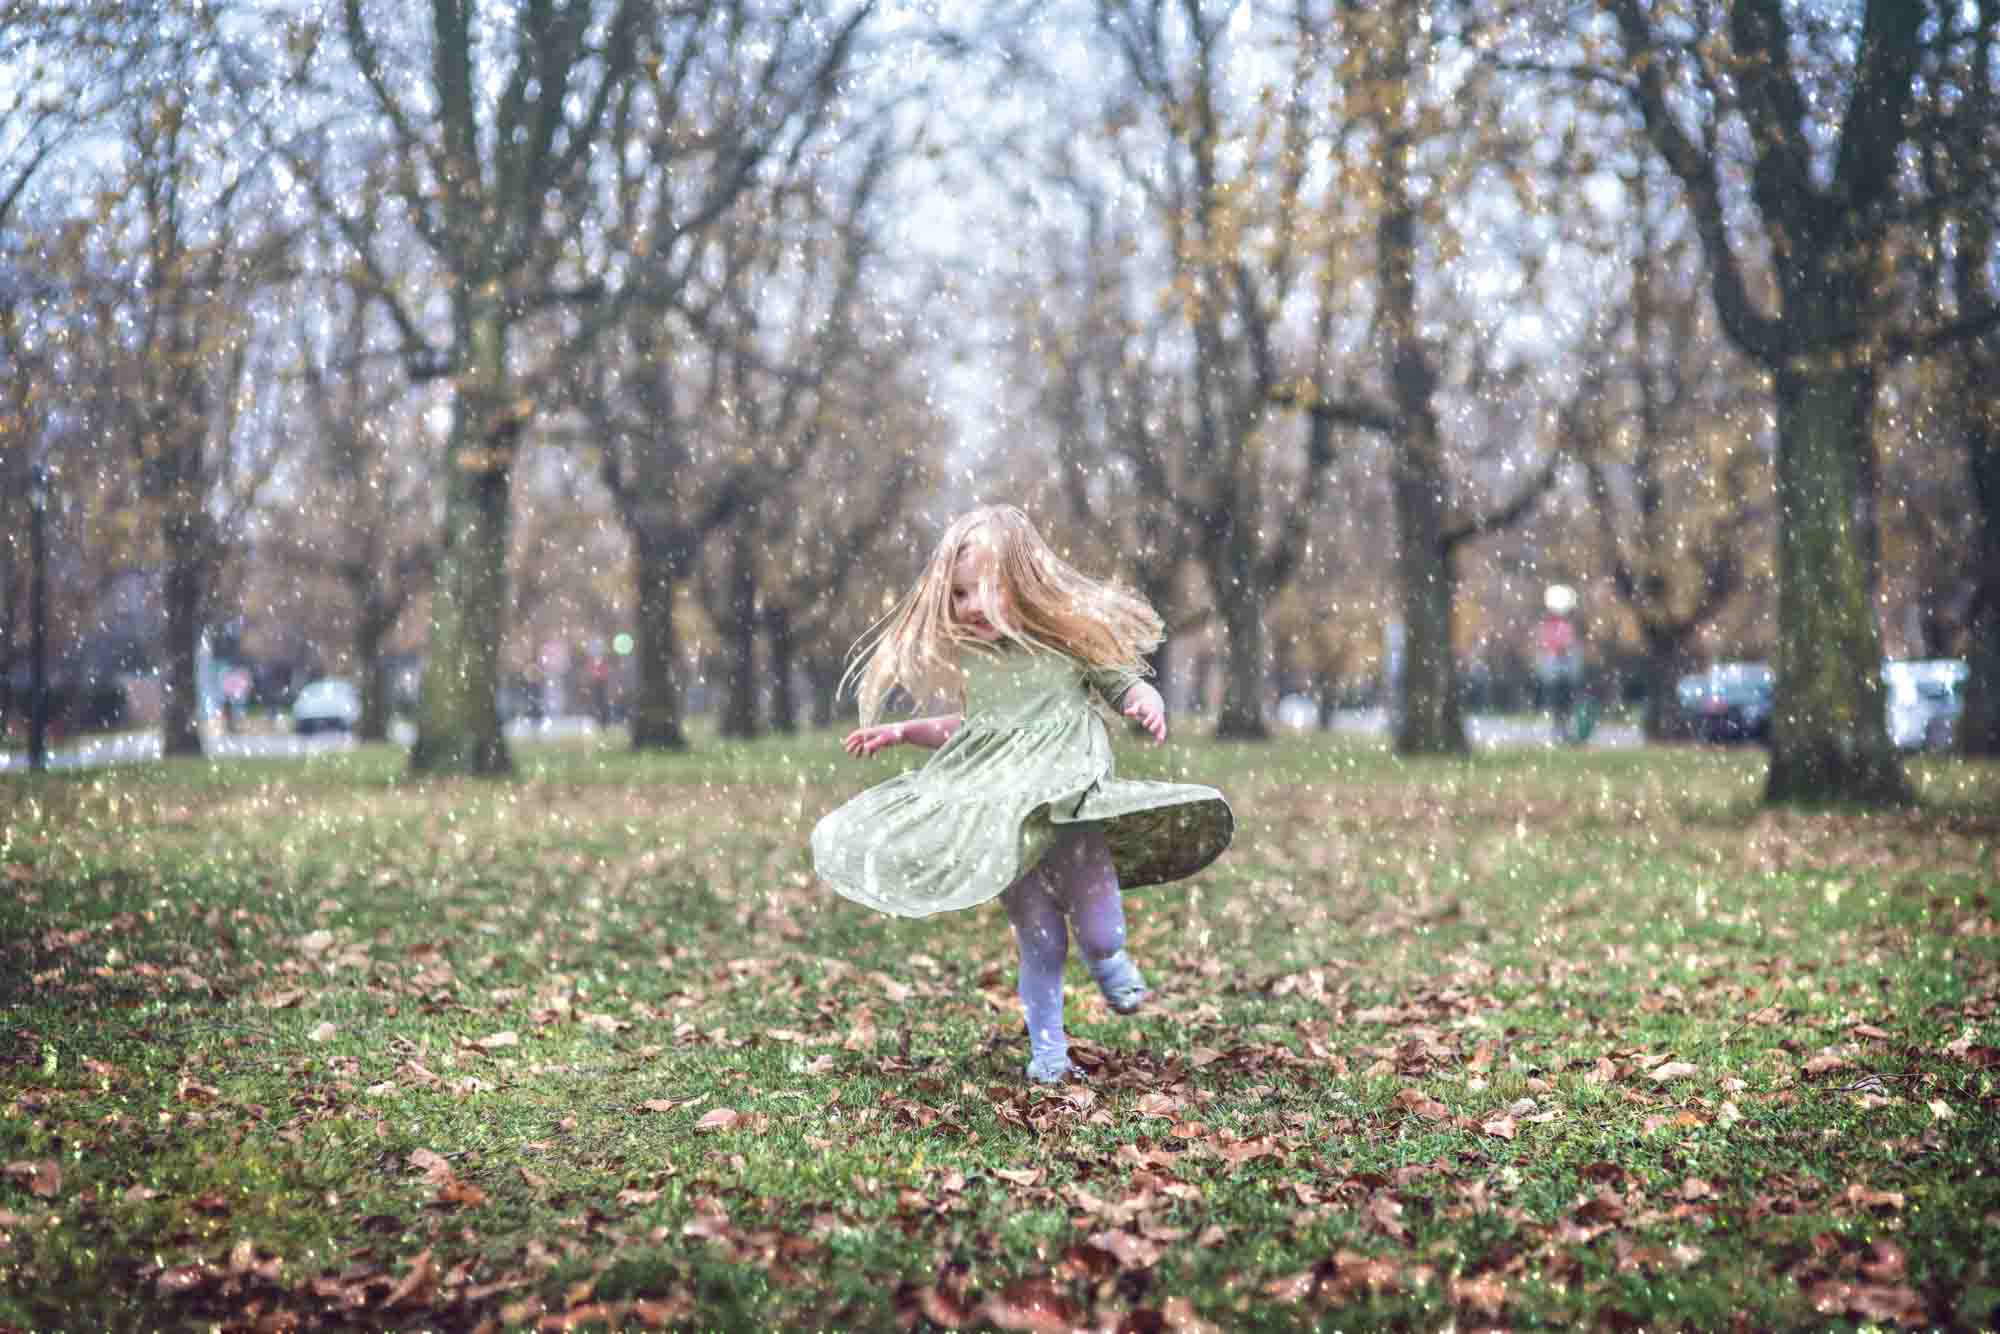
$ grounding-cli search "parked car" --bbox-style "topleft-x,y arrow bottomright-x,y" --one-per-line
292,678 -> 362,735
1678,662 -> 1775,744
1884,658 -> 1966,751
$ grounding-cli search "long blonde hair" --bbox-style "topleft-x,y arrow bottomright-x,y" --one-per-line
842,505 -> 1163,725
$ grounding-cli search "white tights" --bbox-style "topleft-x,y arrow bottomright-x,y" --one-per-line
1001,825 -> 1141,1076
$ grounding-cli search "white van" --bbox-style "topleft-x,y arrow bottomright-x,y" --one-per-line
1883,659 -> 1966,751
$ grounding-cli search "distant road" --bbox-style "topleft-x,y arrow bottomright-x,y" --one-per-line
0,716 -> 602,773
1321,707 -> 1644,750
4,711 -> 1645,773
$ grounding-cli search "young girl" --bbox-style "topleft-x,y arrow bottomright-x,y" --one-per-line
810,505 -> 1233,1083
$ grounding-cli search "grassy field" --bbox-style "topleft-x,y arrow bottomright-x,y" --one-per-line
2,728 -> 1997,1332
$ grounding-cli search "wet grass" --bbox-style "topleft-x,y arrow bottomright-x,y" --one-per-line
2,727 -> 1997,1331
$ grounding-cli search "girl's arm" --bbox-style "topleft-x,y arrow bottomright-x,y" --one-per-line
843,714 -> 963,757
891,714 -> 963,749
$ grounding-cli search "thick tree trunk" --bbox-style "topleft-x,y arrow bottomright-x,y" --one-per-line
354,599 -> 393,743
160,509 -> 205,758
1763,356 -> 1911,804
410,322 -> 515,777
630,532 -> 688,751
717,523 -> 758,739
768,609 -> 797,735
1393,455 -> 1467,755
1639,625 -> 1694,742
1959,385 -> 2000,755
1212,586 -> 1268,740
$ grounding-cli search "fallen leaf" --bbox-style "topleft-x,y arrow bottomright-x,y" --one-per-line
694,1107 -> 741,1132
1842,1182 -> 1905,1212
155,1264 -> 215,1295
1648,1061 -> 1698,1083
1087,1229 -> 1165,1268
1859,1239 -> 1907,1283
994,1167 -> 1043,1187
1927,1099 -> 1955,1121
1448,1271 -> 1507,1317
1480,1114 -> 1517,1140
309,1022 -> 337,1043
4,1161 -> 60,1199
437,1177 -> 487,1208
1367,1194 -> 1408,1242
978,1276 -> 1081,1332
408,1148 -> 454,1184
476,1031 -> 519,1051
383,1248 -> 436,1308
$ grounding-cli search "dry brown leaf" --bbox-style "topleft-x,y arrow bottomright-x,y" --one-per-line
476,1030 -> 520,1051
1087,1229 -> 1166,1268
993,1167 -> 1043,1187
1648,1061 -> 1698,1083
436,1177 -> 487,1208
1480,1114 -> 1517,1140
694,1107 -> 742,1133
383,1248 -> 436,1308
979,1276 -> 1082,1333
1448,1271 -> 1507,1317
4,1160 -> 61,1199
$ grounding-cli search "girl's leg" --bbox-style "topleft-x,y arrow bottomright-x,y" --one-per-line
1042,826 -> 1149,1014
1001,865 -> 1073,1082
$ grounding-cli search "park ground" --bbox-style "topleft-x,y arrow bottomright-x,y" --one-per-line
2,730 -> 1998,1331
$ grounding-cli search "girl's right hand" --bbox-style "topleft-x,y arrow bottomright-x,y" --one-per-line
843,723 -> 903,758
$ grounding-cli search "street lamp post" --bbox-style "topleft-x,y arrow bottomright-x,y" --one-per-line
28,462 -> 49,773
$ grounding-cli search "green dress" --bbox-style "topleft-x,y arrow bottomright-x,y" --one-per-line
811,646 -> 1234,918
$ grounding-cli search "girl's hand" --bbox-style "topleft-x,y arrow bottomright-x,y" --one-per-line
1121,684 -> 1167,744
843,723 -> 903,758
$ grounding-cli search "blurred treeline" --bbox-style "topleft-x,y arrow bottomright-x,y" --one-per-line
0,0 -> 1994,801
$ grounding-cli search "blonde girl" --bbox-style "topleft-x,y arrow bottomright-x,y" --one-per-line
810,505 -> 1233,1082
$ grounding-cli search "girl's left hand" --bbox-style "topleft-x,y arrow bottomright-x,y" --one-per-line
1121,684 -> 1167,744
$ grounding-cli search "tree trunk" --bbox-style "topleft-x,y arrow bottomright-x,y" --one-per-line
768,607 -> 797,735
1639,624 -> 1693,742
1212,584 -> 1268,740
806,654 -> 839,729
1959,382 -> 2000,755
355,597 -> 393,743
630,531 -> 689,751
1763,354 -> 1911,803
160,508 -> 205,758
410,319 -> 515,777
717,522 -> 758,739
1392,444 -> 1467,755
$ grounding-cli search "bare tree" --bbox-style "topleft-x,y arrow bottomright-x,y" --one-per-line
259,0 -> 874,774
287,286 -> 436,741
91,81 -> 294,756
1572,167 -> 1773,739
1601,0 -> 2000,803
583,115 -> 892,747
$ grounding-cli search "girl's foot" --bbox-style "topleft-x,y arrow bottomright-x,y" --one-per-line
1088,950 -> 1149,1014
1026,1050 -> 1074,1083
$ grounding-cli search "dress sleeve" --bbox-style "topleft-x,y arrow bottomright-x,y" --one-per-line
1080,662 -> 1145,710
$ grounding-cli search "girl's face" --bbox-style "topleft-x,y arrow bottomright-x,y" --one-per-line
950,541 -> 1007,641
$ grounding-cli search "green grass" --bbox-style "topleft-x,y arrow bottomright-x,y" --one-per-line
3,730 -> 1998,1331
